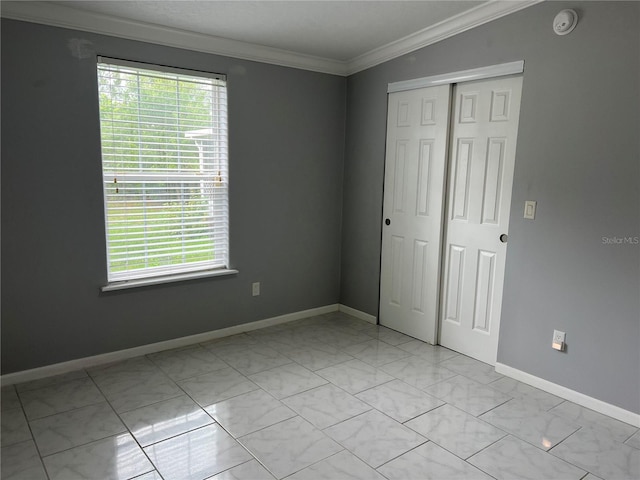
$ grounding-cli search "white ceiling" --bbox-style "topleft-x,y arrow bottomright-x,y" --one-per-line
1,1 -> 540,75
57,1 -> 486,61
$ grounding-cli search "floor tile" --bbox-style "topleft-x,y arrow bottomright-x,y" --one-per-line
93,370 -> 183,414
239,416 -> 342,479
329,323 -> 374,336
145,424 -> 251,480
248,363 -> 327,399
178,367 -> 259,407
480,399 -> 580,450
132,471 -> 163,480
468,435 -> 586,480
324,409 -> 425,468
209,459 -> 275,479
488,377 -> 563,411
30,402 -> 126,456
259,327 -> 326,348
1,440 -> 47,480
287,450 -> 387,480
321,312 -> 375,331
206,389 -> 296,437
19,377 -> 105,420
256,336 -> 311,355
148,345 -> 229,380
378,441 -> 493,480
255,327 -> 323,345
355,379 -> 444,423
396,340 -> 459,363
549,401 -> 638,443
380,356 -> 457,389
282,384 -> 371,429
4,314 -> 638,480
301,339 -> 357,355
43,433 -> 153,480
15,370 -> 88,393
1,386 -> 21,411
316,359 -> 394,394
365,326 -> 415,346
202,333 -> 259,349
626,430 -> 640,450
88,356 -> 159,378
266,334 -> 341,355
252,321 -> 300,333
423,375 -> 511,416
307,328 -> 372,348
120,395 -> 214,447
284,346 -> 353,371
438,355 -> 503,384
342,340 -> 412,367
214,344 -> 292,375
550,426 -> 640,480
406,404 -> 506,459
1,408 -> 32,447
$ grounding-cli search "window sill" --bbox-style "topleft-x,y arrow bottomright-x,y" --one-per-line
101,269 -> 239,292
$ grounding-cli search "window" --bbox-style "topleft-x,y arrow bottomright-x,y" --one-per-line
97,57 -> 229,286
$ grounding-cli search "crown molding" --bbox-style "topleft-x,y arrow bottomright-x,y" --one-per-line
1,1 -> 542,77
0,1 -> 349,76
346,0 -> 543,75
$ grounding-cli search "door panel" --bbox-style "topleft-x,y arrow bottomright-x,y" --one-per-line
379,84 -> 451,344
439,75 -> 523,364
444,244 -> 465,324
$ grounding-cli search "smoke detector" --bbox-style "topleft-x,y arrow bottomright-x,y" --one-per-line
553,9 -> 578,36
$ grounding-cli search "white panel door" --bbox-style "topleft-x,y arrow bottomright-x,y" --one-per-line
439,75 -> 523,364
379,84 -> 451,344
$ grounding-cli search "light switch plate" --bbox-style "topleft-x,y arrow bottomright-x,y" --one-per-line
524,200 -> 537,219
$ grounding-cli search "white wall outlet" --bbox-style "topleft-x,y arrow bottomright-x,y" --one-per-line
252,282 -> 260,296
552,329 -> 566,351
524,200 -> 537,219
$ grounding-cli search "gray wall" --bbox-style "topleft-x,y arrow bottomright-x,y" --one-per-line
1,19 -> 346,373
341,1 -> 639,413
3,2 -> 639,415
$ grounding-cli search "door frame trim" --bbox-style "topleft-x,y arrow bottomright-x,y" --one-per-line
387,61 -> 524,93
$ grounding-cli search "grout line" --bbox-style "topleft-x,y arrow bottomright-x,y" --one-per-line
85,373 -> 157,476
11,384 -> 52,480
546,426 -> 599,477
372,440 -> 430,470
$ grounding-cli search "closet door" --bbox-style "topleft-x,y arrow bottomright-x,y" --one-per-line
439,75 -> 523,364
379,84 -> 451,344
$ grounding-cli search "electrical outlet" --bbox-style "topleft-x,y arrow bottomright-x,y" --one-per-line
252,282 -> 260,296
552,330 -> 566,351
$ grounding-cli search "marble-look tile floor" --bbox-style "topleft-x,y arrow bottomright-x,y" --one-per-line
1,312 -> 638,480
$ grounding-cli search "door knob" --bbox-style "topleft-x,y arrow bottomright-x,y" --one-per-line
499,234 -> 508,243
385,219 -> 391,226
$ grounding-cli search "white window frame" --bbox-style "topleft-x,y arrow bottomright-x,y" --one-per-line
97,57 -> 236,291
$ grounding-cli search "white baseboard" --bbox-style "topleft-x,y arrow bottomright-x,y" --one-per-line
338,304 -> 377,324
1,304 -> 340,387
495,362 -> 640,428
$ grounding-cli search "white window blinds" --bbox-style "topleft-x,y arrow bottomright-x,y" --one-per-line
97,57 -> 229,283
